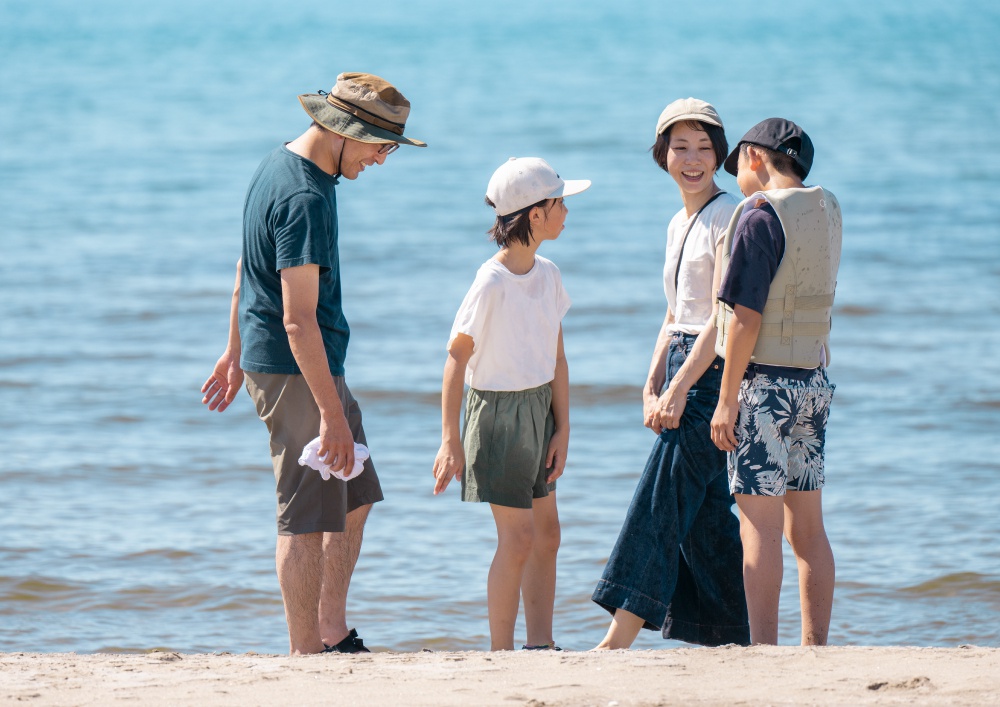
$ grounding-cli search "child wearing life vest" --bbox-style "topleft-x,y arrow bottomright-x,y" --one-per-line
710,118 -> 842,645
432,157 -> 590,651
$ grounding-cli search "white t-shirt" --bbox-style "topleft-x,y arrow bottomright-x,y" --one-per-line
663,192 -> 739,335
449,255 -> 571,392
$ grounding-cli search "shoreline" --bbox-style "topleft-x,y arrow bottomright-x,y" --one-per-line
2,646 -> 997,705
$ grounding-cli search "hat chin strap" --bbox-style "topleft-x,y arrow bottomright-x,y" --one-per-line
333,136 -> 346,181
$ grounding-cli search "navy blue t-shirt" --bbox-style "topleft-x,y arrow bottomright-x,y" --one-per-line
238,146 -> 350,376
718,202 -> 784,314
718,202 -> 810,376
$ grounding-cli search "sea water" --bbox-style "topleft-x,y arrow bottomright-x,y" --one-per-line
1,0 -> 998,653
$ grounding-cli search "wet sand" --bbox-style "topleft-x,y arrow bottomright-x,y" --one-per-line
2,646 -> 997,705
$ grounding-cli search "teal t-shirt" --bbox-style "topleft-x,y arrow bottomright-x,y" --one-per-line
238,145 -> 349,376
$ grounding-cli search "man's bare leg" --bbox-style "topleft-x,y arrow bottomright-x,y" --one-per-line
276,532 -> 326,655
318,503 -> 371,646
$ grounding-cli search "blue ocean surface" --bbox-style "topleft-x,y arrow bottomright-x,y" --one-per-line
1,0 -> 998,653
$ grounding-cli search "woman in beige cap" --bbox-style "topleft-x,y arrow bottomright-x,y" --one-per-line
591,99 -> 750,649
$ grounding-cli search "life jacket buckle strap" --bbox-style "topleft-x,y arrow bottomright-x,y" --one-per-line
782,285 -> 795,344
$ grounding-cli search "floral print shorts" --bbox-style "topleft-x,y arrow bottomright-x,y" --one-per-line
728,366 -> 835,496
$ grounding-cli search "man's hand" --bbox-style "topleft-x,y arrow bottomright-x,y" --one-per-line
201,350 -> 244,412
544,427 -> 569,483
711,398 -> 740,451
432,440 -> 465,495
317,410 -> 355,475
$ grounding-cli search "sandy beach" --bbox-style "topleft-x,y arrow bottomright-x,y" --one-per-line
2,646 -> 997,706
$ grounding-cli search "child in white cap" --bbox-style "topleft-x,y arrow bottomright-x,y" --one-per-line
432,157 -> 590,651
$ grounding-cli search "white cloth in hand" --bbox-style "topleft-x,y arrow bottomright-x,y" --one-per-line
298,438 -> 369,481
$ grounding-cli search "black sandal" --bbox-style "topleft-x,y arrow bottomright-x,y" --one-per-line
323,628 -> 370,654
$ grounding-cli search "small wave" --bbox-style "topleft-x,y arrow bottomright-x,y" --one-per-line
0,576 -> 87,604
101,415 -> 144,424
84,586 -> 278,613
835,304 -> 880,317
0,355 -> 70,369
901,572 -> 1000,598
122,549 -> 197,561
968,399 -> 1000,410
100,311 -> 164,323
355,389 -> 440,406
572,384 -> 641,406
351,384 -> 642,408
178,289 -> 231,300
0,379 -> 32,389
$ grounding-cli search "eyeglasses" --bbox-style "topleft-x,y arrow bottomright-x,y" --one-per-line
378,143 -> 399,155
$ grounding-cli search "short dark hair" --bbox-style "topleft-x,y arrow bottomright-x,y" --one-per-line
484,197 -> 550,248
740,142 -> 807,180
651,120 -> 728,174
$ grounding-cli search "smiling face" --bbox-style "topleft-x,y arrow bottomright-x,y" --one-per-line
665,122 -> 719,198
335,139 -> 390,180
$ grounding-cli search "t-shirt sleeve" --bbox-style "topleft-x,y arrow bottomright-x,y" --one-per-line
272,191 -> 335,271
717,203 -> 785,315
710,198 -> 739,249
449,272 -> 497,350
553,265 -> 572,321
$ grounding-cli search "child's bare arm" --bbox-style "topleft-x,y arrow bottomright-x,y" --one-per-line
433,333 -> 475,495
711,304 -> 761,451
545,327 -> 569,483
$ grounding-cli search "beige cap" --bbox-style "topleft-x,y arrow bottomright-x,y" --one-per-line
655,97 -> 724,138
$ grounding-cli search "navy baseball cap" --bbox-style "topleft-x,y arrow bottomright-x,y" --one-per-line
723,118 -> 814,178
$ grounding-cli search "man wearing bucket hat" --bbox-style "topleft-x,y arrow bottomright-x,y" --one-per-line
201,72 -> 425,655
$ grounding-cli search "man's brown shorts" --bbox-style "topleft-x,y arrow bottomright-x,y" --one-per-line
245,372 -> 384,535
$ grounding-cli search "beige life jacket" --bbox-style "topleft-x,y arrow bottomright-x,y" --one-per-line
715,186 -> 842,368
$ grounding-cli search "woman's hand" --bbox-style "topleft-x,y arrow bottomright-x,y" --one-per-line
656,381 -> 688,430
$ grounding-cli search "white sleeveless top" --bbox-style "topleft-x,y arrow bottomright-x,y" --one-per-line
663,192 -> 739,334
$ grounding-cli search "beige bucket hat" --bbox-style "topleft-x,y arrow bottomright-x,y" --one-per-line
298,72 -> 427,147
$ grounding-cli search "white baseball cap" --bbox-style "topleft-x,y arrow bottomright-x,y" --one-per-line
486,157 -> 591,217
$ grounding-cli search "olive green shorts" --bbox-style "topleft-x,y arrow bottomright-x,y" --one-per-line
245,372 -> 384,535
461,383 -> 556,509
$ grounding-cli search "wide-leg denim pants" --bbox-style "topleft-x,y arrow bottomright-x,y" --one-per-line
592,332 -> 750,646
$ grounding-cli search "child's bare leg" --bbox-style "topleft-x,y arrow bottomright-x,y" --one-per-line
521,493 -> 560,647
593,608 -> 644,650
783,490 -> 834,645
735,494 -> 785,645
488,504 -> 535,650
